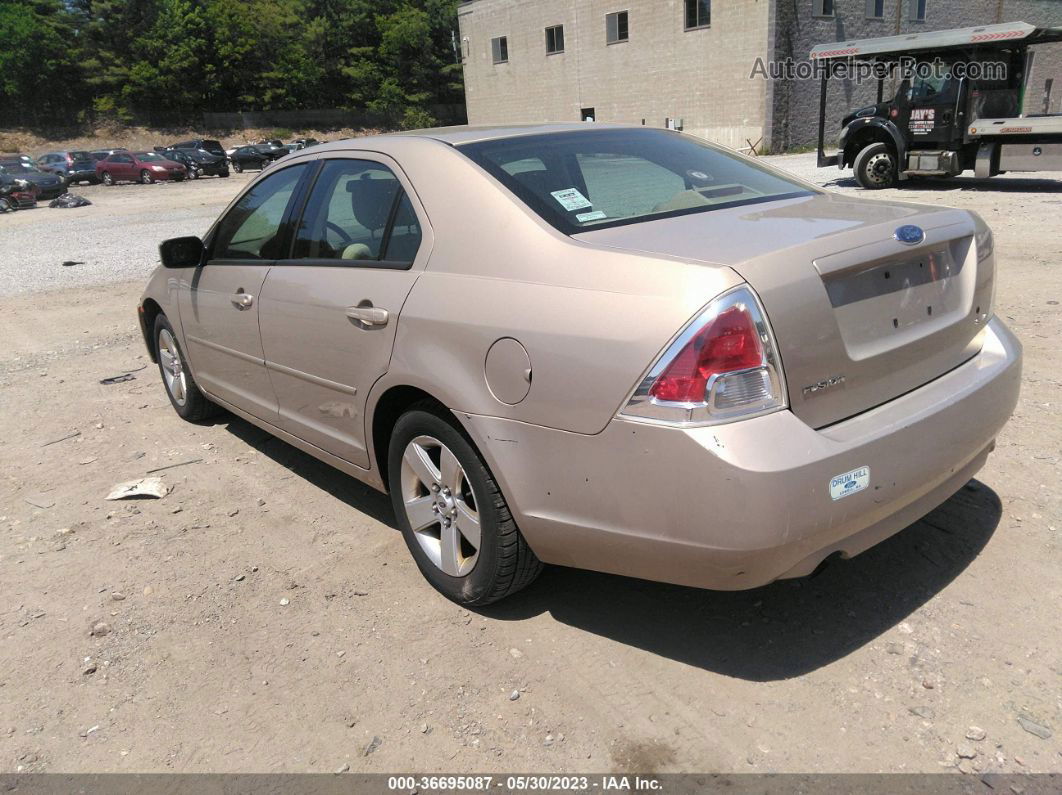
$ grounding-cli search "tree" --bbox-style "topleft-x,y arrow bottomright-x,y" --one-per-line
0,0 -> 82,125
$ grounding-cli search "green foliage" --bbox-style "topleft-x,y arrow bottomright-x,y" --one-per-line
0,0 -> 83,125
4,0 -> 465,128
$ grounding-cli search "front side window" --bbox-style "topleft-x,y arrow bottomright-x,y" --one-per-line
460,128 -> 815,235
546,25 -> 564,54
491,36 -> 508,64
212,165 -> 306,260
292,159 -> 421,266
606,11 -> 629,44
685,0 -> 710,29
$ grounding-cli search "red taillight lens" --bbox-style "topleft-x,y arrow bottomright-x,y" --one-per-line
620,286 -> 786,426
648,305 -> 764,403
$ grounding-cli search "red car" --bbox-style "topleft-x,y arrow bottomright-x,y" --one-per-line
96,151 -> 187,185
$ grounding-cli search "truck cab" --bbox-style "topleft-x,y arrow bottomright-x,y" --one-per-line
814,22 -> 1062,189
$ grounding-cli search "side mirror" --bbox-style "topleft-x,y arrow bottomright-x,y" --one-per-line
159,236 -> 204,269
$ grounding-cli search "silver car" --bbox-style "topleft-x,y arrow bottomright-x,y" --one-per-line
140,124 -> 1021,605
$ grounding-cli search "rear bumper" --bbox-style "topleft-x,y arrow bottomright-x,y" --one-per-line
463,318 -> 1022,590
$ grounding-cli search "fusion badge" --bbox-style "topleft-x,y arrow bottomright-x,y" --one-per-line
829,466 -> 870,501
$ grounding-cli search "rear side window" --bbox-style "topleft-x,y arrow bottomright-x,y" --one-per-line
212,165 -> 306,260
292,159 -> 421,266
459,128 -> 813,234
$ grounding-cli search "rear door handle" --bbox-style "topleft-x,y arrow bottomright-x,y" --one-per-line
232,292 -> 254,309
346,305 -> 389,327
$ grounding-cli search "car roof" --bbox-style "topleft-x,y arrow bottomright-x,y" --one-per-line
307,122 -> 640,153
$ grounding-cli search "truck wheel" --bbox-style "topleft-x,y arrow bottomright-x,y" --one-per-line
854,142 -> 898,190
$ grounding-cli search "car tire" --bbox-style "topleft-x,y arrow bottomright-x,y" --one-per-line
388,405 -> 543,606
219,170 -> 230,178
232,161 -> 242,173
154,314 -> 220,422
187,168 -> 198,180
140,169 -> 154,184
101,172 -> 113,186
853,142 -> 898,190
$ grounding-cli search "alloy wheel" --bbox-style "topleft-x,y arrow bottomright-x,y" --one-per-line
157,328 -> 188,406
400,435 -> 481,577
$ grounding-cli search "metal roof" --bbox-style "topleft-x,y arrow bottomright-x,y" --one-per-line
810,21 -> 1062,60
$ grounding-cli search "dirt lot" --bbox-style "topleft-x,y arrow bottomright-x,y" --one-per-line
1,154 -> 1059,775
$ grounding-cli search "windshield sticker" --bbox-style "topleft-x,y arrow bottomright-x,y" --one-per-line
576,210 -> 607,222
550,188 -> 593,212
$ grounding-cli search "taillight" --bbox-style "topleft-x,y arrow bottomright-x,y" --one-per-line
620,286 -> 786,426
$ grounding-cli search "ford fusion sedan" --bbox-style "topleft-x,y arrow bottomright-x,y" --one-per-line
140,124 -> 1021,605
97,151 -> 187,185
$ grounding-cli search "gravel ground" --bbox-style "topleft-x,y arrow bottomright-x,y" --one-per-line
0,152 -> 1059,775
0,174 -> 255,298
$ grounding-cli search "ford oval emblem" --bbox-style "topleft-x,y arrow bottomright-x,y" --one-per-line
894,225 -> 925,246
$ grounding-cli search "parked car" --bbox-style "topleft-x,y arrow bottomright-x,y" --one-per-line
291,137 -> 320,150
141,124 -> 1021,606
227,145 -> 275,172
0,172 -> 39,210
37,151 -> 99,185
163,147 -> 229,179
0,152 -> 35,167
89,148 -> 129,162
0,160 -> 66,199
96,151 -> 187,185
167,138 -> 227,160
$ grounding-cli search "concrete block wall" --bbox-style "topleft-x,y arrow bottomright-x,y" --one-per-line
458,0 -> 773,150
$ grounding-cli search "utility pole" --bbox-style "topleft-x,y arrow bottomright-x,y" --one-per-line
996,0 -> 1006,24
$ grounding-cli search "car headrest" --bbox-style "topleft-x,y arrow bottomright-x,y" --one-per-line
346,175 -> 399,232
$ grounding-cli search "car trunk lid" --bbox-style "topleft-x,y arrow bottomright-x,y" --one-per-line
574,193 -> 993,429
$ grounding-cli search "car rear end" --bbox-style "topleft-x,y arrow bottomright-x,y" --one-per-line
66,151 -> 99,184
450,127 -> 1021,589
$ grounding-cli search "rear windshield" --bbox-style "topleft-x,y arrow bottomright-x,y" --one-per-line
201,140 -> 223,151
459,128 -> 814,234
71,151 -> 92,160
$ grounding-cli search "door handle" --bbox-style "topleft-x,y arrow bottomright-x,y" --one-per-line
346,305 -> 389,327
231,292 -> 254,309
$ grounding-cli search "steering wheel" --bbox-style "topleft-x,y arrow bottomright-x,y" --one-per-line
325,221 -> 352,245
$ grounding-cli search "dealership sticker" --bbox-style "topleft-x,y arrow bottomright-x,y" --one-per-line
551,188 -> 593,212
576,210 -> 607,222
829,466 -> 870,501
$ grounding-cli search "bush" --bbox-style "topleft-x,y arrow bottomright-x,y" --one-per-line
269,128 -> 294,140
399,107 -> 436,131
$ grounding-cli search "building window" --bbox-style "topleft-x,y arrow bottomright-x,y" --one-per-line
866,0 -> 885,18
909,0 -> 927,21
813,0 -> 835,17
606,11 -> 629,44
545,25 -> 565,54
684,0 -> 710,29
491,36 -> 508,64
